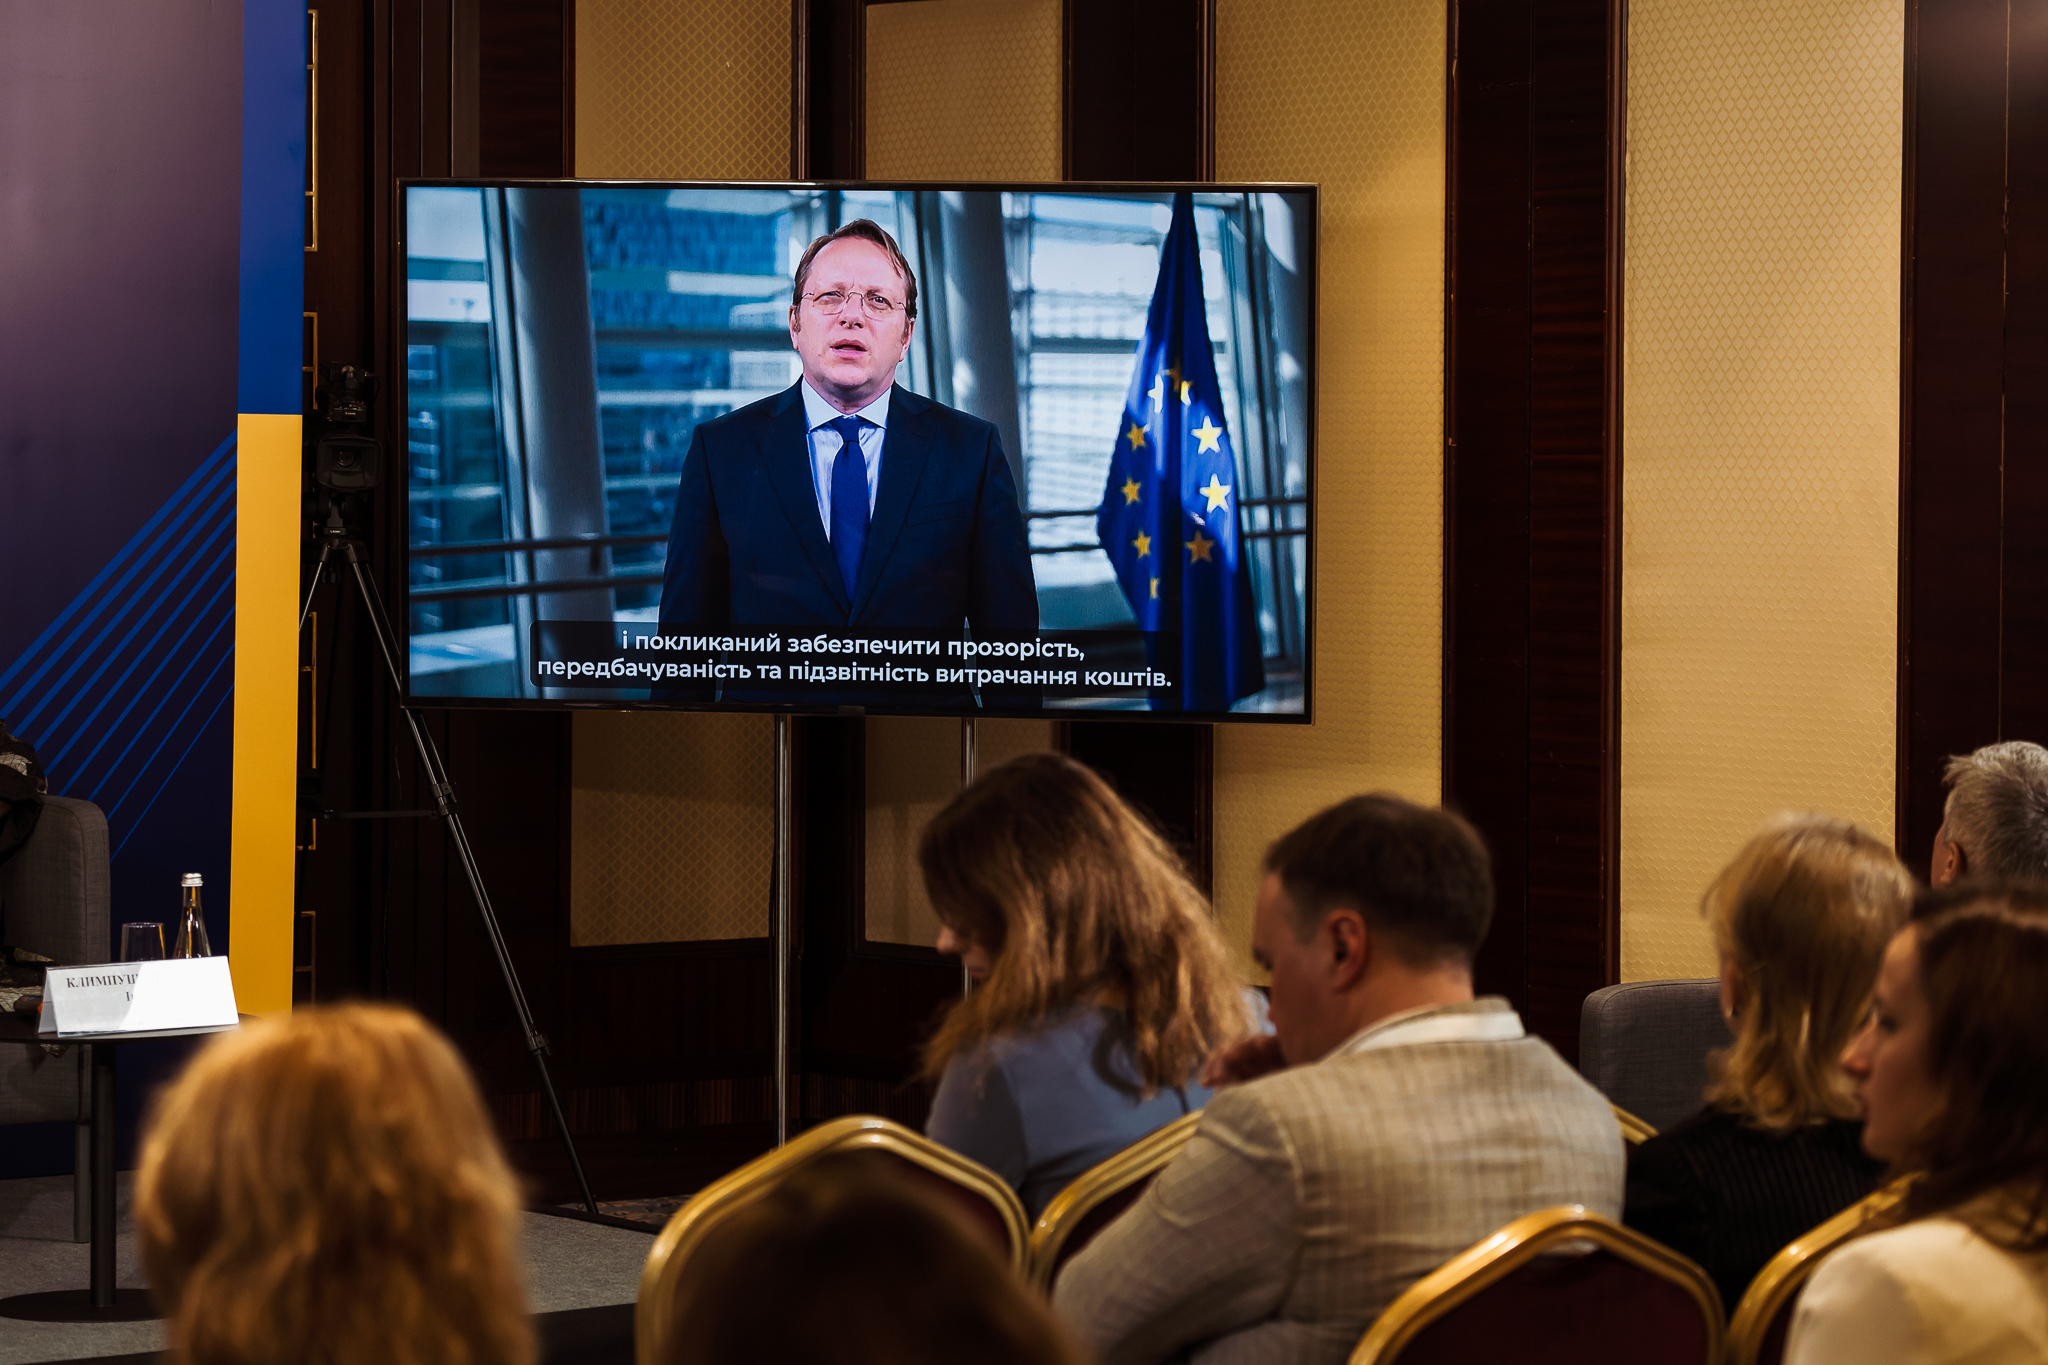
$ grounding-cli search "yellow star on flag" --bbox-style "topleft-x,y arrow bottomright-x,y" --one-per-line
1186,530 -> 1216,563
1180,380 -> 1192,405
1132,530 -> 1152,558
1125,421 -> 1148,451
1148,375 -> 1165,409
1198,473 -> 1231,511
1121,476 -> 1142,504
1149,577 -> 1160,599
1164,361 -> 1182,386
1192,417 -> 1224,453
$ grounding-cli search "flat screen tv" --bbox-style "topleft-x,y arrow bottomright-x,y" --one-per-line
397,181 -> 1313,721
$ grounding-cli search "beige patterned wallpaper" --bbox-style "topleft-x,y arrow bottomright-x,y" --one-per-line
865,0 -> 1059,180
1211,0 -> 1448,974
569,1 -> 789,948
864,718 -> 1057,947
569,711 -> 775,945
1621,0 -> 1904,978
575,0 -> 790,180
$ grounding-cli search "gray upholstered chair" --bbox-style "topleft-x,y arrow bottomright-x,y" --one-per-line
0,795 -> 111,1241
1579,979 -> 1732,1136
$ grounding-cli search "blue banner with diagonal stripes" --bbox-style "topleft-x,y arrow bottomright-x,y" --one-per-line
0,436 -> 239,861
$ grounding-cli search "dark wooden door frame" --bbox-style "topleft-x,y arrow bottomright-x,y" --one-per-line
1897,0 -> 2048,867
1443,0 -> 1626,1060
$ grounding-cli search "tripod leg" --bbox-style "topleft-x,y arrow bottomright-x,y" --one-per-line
339,544 -> 599,1214
298,536 -> 341,634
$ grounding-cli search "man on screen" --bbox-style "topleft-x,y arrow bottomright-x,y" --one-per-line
656,219 -> 1037,699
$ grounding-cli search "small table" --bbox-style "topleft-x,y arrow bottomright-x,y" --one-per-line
0,1010 -> 243,1322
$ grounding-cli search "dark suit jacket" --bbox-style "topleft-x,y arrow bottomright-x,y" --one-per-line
656,382 -> 1037,701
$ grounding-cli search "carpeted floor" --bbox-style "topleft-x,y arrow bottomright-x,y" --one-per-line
0,1174 -> 660,1365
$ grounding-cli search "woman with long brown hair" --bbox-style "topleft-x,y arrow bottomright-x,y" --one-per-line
920,753 -> 1253,1216
1786,884 -> 2048,1362
1624,812 -> 1915,1310
135,1003 -> 533,1365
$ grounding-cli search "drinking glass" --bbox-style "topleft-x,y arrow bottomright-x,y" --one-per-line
120,922 -> 166,963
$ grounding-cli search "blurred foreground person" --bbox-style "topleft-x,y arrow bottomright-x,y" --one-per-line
923,753 -> 1252,1216
662,1152 -> 1089,1365
1625,813 -> 1913,1309
1786,885 -> 2048,1363
136,1004 -> 533,1365
1056,794 -> 1624,1365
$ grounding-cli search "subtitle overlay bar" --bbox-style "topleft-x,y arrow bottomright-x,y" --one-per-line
529,621 -> 1176,700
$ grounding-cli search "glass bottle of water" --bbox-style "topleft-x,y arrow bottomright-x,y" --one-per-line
173,873 -> 212,958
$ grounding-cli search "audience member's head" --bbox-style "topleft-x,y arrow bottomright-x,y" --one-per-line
1932,740 -> 2048,886
920,752 -> 1244,1093
136,1004 -> 532,1365
1255,794 -> 1492,1066
663,1152 -> 1088,1365
1844,882 -> 2048,1248
1700,813 -> 1915,1131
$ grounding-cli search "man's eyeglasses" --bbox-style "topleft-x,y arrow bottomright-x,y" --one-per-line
803,289 -> 904,318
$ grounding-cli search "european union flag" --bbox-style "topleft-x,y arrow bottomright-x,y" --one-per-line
1096,193 -> 1266,712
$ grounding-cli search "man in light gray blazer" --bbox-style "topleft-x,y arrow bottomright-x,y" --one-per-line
1053,795 -> 1626,1365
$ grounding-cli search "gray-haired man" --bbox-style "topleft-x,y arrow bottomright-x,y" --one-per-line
1931,741 -> 2048,886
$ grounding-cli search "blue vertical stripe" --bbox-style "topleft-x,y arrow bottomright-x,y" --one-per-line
239,0 -> 306,415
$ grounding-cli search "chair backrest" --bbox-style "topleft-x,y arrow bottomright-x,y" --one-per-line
0,796 -> 110,965
1349,1206 -> 1724,1365
1027,1109 -> 1202,1290
1725,1180 -> 1909,1365
635,1115 -> 1028,1365
1580,979 -> 1730,1133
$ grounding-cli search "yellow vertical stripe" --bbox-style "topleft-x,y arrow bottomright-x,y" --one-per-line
231,412 -> 302,1013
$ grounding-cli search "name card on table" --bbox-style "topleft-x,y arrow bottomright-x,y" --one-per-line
39,957 -> 239,1036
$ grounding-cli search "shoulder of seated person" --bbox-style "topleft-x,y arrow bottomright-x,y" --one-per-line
1817,1218 -> 2016,1292
953,1003 -> 1104,1065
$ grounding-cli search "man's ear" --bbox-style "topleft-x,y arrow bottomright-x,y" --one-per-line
1327,910 -> 1369,988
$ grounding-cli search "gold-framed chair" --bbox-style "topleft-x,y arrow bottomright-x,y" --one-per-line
1613,1102 -> 1658,1144
1025,1109 -> 1203,1290
1349,1205 -> 1724,1365
634,1115 -> 1029,1365
1724,1180 -> 1909,1365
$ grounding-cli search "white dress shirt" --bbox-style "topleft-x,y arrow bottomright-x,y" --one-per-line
1787,1217 -> 2048,1365
799,378 -> 888,539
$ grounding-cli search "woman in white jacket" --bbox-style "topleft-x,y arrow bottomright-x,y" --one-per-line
1786,884 -> 2048,1365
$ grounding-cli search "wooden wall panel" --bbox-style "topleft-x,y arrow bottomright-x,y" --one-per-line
1447,0 -> 1620,1057
1900,0 -> 2048,864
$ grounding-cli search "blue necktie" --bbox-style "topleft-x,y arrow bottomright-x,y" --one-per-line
827,414 -> 870,598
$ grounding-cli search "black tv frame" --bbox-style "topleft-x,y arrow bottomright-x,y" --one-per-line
391,178 -> 1317,725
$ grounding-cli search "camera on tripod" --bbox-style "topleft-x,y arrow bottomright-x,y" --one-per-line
312,363 -> 382,493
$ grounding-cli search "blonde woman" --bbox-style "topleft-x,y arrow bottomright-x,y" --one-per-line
1624,813 -> 1915,1310
136,1004 -> 533,1365
921,753 -> 1252,1216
